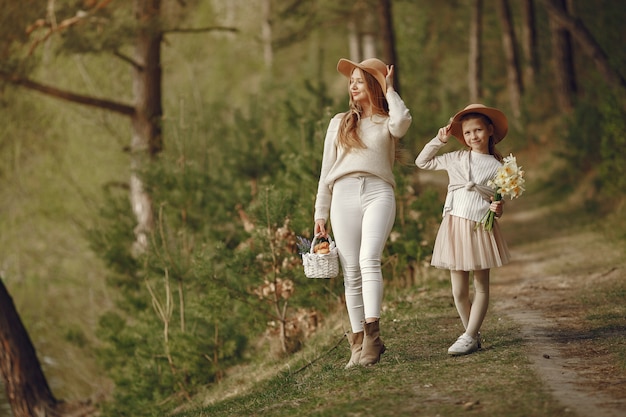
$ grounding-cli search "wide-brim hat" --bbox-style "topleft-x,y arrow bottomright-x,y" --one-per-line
337,58 -> 387,93
449,104 -> 508,144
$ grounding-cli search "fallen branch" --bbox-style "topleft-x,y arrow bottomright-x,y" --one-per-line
293,332 -> 347,374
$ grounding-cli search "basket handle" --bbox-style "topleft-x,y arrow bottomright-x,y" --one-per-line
310,234 -> 334,254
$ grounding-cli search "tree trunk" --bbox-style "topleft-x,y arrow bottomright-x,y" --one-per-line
546,0 -> 576,112
521,0 -> 539,86
130,0 -> 164,254
348,2 -> 377,63
468,0 -> 483,102
377,0 -> 400,94
497,0 -> 523,119
1,278 -> 96,417
361,12 -> 377,61
542,0 -> 626,97
261,0 -> 273,70
347,19 -> 361,62
0,278 -> 59,417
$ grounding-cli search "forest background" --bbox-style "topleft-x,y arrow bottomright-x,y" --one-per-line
0,1 -> 625,416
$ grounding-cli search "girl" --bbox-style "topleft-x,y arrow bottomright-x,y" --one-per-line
415,104 -> 510,356
314,58 -> 412,367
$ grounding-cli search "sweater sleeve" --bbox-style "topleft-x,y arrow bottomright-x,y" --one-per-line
386,89 -> 412,138
415,137 -> 448,170
314,114 -> 342,222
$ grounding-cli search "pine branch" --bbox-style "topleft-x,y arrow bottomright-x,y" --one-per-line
164,26 -> 238,35
0,71 -> 135,116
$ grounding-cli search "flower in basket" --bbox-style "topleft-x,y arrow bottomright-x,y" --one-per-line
296,236 -> 312,255
480,153 -> 525,231
296,235 -> 331,255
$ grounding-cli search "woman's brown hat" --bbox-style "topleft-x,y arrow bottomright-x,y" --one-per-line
449,104 -> 508,144
337,58 -> 387,93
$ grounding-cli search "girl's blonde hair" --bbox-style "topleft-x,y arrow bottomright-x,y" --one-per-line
459,113 -> 503,162
337,69 -> 389,151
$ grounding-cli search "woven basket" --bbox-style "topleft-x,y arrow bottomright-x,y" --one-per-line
302,235 -> 339,279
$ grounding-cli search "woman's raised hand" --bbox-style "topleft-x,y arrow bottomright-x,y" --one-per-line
385,65 -> 394,91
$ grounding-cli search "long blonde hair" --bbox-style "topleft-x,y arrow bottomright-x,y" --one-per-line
337,69 -> 389,151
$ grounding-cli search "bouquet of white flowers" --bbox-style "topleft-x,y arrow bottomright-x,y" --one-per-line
480,153 -> 526,232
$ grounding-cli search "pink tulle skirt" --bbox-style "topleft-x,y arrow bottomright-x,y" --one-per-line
431,214 -> 510,271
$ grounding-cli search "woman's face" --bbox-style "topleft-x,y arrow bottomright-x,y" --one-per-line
461,117 -> 493,154
349,68 -> 370,105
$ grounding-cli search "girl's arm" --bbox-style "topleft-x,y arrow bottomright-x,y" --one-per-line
415,125 -> 451,170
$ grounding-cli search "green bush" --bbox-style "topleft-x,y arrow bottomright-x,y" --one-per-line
555,89 -> 626,201
598,94 -> 626,197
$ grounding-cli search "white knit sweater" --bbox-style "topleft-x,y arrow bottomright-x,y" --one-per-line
314,89 -> 412,222
415,137 -> 502,222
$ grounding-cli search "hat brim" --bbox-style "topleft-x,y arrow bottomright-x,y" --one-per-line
449,105 -> 508,144
337,58 -> 387,94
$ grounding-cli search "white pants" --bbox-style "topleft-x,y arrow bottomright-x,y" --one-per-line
330,175 -> 396,333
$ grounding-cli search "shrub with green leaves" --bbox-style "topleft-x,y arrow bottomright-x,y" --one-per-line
556,89 -> 626,201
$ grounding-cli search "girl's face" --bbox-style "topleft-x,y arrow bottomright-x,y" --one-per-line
461,117 -> 493,154
349,68 -> 370,105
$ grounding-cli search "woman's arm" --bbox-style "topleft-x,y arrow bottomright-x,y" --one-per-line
313,115 -> 342,223
386,89 -> 412,138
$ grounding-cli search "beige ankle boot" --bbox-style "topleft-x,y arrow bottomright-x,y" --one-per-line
359,320 -> 386,366
345,331 -> 364,369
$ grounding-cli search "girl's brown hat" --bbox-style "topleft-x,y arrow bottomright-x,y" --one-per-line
337,58 -> 387,93
449,104 -> 508,144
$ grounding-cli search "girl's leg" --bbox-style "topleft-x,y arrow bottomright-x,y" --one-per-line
330,178 -> 365,333
450,270 -> 471,329
359,178 -> 396,322
465,269 -> 490,338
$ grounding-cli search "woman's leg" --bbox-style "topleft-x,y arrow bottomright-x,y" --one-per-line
465,269 -> 490,338
450,270 -> 471,329
330,178 -> 365,333
359,178 -> 396,322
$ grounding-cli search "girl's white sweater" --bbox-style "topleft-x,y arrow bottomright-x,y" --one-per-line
415,137 -> 502,223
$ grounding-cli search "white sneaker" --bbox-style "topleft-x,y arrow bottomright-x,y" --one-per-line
447,334 -> 478,356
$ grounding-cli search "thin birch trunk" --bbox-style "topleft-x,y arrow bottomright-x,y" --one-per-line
377,0 -> 400,93
262,0 -> 273,70
521,0 -> 539,86
546,0 -> 576,112
468,0 -> 483,102
130,0 -> 163,254
497,0 -> 523,118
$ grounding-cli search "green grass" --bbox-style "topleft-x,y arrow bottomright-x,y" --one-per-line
581,277 -> 626,369
172,278 -> 570,417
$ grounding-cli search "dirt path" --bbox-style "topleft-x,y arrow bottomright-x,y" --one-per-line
491,209 -> 626,417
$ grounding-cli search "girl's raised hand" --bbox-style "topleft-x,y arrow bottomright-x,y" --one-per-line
437,124 -> 452,143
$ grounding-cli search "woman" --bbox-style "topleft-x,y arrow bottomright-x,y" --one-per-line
313,58 -> 412,367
